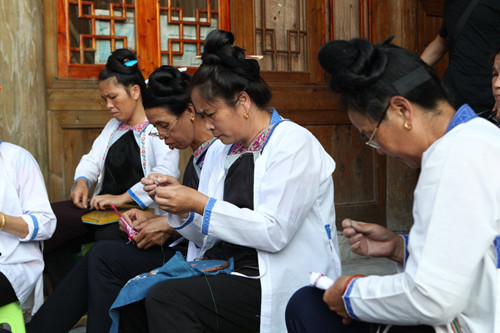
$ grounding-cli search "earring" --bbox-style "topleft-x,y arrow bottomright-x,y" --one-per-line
404,121 -> 412,130
244,113 -> 249,119
134,97 -> 138,101
191,116 -> 195,121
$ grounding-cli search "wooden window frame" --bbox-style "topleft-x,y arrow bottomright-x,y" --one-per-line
56,0 -> 230,79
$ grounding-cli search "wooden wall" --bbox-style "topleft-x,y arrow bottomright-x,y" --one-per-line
0,0 -> 49,178
38,0 -> 446,231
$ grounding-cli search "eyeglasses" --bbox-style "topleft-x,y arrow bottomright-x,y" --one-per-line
365,102 -> 390,149
148,117 -> 179,138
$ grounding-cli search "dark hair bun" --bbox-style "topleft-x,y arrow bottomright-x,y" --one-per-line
318,38 -> 388,92
148,66 -> 190,97
105,48 -> 138,75
201,29 -> 260,81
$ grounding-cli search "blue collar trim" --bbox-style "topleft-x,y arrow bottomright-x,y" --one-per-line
446,104 -> 477,133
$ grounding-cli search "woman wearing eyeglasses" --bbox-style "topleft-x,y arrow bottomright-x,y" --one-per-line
27,65 -> 210,333
285,37 -> 500,333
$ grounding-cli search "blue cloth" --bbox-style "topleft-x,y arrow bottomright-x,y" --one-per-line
108,251 -> 234,333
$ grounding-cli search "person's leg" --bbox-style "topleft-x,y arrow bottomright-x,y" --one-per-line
43,200 -> 91,254
0,272 -> 18,307
27,249 -> 90,333
86,240 -> 177,333
142,272 -> 261,333
286,286 -> 372,333
29,240 -> 175,333
119,300 -> 149,333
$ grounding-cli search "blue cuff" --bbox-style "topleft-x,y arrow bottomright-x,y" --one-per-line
74,176 -> 90,189
127,189 -> 147,209
342,277 -> 363,321
401,234 -> 409,265
202,198 -> 217,235
173,212 -> 195,230
28,215 -> 39,241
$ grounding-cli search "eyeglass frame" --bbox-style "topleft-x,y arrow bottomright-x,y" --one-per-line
365,101 -> 391,149
148,117 -> 179,138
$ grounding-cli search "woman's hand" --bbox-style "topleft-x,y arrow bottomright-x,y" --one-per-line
133,215 -> 179,249
142,173 -> 169,198
152,175 -> 209,215
70,179 -> 90,209
323,275 -> 354,325
90,193 -> 132,210
342,219 -> 405,264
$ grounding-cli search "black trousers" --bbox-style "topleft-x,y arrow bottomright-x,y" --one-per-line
286,287 -> 435,333
0,271 -> 18,307
27,240 -> 178,333
120,268 -> 261,333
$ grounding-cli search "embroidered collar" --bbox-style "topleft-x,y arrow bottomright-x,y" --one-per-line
229,109 -> 282,155
445,104 -> 477,134
117,120 -> 149,132
194,138 -> 216,160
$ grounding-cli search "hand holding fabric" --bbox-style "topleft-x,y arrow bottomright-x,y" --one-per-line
153,175 -> 209,215
323,275 -> 355,325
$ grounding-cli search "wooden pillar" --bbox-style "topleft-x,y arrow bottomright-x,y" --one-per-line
0,0 -> 48,180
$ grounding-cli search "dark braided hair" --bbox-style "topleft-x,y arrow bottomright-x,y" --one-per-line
188,29 -> 271,109
318,37 -> 449,120
142,65 -> 191,116
98,48 -> 147,96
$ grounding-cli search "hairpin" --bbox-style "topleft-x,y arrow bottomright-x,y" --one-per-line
124,59 -> 138,67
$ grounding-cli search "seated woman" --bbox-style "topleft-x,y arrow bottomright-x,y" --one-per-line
43,49 -> 179,286
285,37 -> 500,332
117,29 -> 342,333
26,65 -> 214,333
0,142 -> 56,315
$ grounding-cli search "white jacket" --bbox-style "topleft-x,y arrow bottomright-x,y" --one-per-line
170,120 -> 342,332
74,118 -> 179,210
0,142 -> 56,313
344,111 -> 500,333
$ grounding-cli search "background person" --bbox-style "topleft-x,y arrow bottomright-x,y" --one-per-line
420,0 -> 500,116
285,37 -> 500,332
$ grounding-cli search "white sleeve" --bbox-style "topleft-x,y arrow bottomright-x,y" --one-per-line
344,132 -> 500,325
128,127 -> 180,209
73,119 -> 116,187
15,148 -> 56,241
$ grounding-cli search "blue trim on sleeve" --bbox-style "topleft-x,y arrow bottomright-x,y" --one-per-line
495,236 -> 500,269
202,198 -> 217,235
127,189 -> 147,209
74,176 -> 90,189
173,212 -> 195,230
29,215 -> 39,241
343,277 -> 362,321
324,224 -> 332,239
401,234 -> 409,265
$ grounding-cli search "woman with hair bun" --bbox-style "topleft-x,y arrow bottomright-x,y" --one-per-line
44,49 -> 179,277
27,65 -> 208,333
117,29 -> 341,333
286,37 -> 500,332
